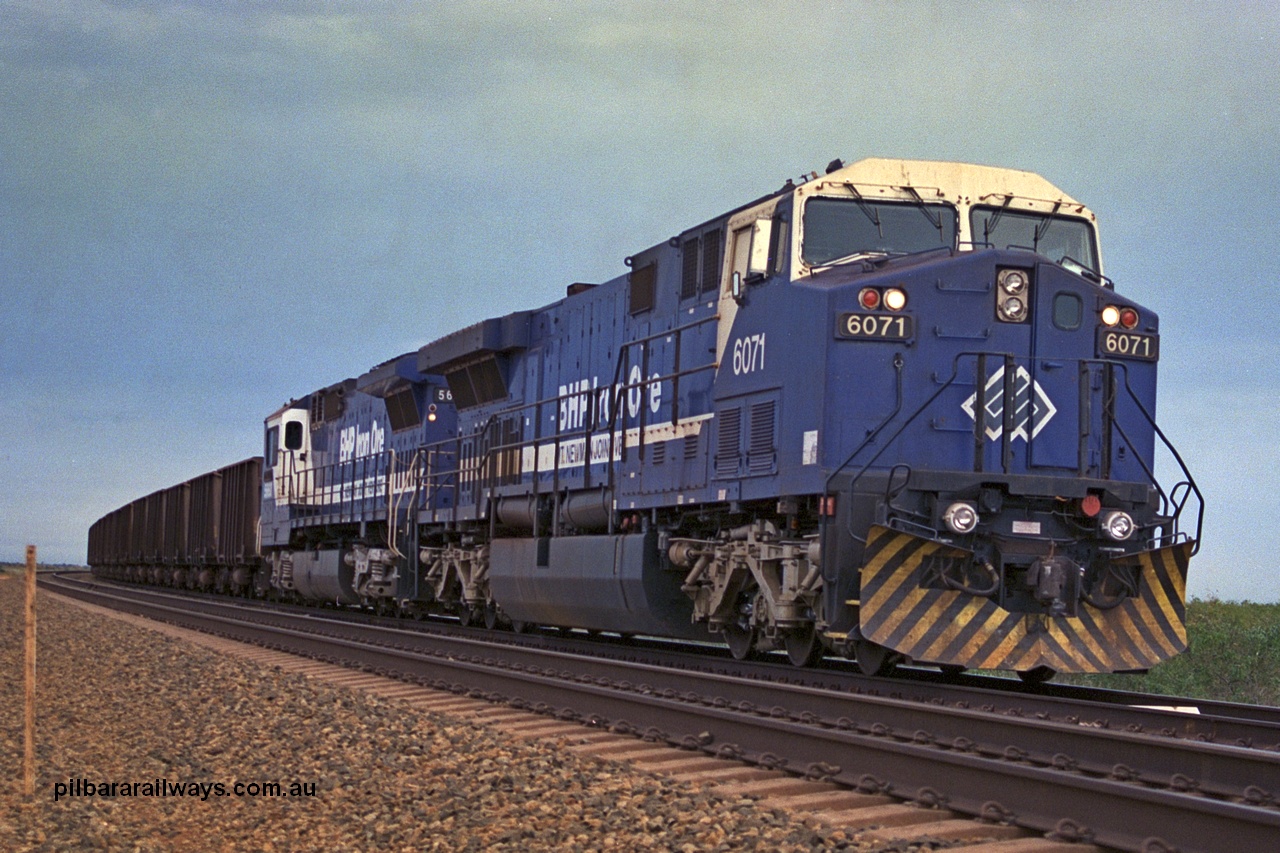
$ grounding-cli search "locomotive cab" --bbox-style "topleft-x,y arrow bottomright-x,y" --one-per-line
758,159 -> 1200,677
264,404 -> 313,509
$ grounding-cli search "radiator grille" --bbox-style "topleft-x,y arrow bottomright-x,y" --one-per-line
714,409 -> 741,477
681,237 -> 700,300
700,229 -> 721,296
747,400 -> 776,474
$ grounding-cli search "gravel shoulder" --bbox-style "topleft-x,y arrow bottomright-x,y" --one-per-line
0,577 -> 887,852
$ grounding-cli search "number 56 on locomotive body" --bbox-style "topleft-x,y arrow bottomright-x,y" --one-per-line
91,157 -> 1201,681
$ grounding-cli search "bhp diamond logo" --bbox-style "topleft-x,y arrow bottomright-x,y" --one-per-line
961,365 -> 1057,442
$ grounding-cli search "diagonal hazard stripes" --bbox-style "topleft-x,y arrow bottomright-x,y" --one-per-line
857,526 -> 1193,673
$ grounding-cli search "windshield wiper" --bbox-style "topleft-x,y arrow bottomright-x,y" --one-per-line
842,182 -> 883,239
981,195 -> 1013,246
1061,255 -> 1106,285
1032,201 -> 1063,252
811,249 -> 891,270
902,186 -> 945,239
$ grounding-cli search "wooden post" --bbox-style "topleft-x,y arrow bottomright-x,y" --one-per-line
24,544 -> 36,798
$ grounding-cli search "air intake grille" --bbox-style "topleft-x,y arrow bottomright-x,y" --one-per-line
747,400 -> 776,474
700,229 -> 721,296
714,409 -> 741,477
629,263 -> 656,314
681,237 -> 700,300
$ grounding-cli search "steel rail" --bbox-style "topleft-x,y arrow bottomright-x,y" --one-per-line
895,667 -> 1280,729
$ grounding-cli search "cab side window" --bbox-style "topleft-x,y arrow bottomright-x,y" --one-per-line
284,421 -> 304,451
264,427 -> 279,481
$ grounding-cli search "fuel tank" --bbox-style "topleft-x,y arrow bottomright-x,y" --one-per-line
488,530 -> 708,639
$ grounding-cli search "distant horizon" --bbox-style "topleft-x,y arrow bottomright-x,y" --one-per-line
2,563 -> 84,570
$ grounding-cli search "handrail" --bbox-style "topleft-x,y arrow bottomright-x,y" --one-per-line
413,312 -> 721,532
1106,360 -> 1205,554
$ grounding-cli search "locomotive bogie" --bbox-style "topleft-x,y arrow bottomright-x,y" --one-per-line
670,520 -> 824,649
418,543 -> 490,615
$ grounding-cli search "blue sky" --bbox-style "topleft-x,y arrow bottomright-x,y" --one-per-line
2,1 -> 1277,601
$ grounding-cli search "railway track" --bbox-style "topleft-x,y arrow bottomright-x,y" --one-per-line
45,573 -> 1280,853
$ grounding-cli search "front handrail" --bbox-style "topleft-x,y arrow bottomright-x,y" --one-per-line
1106,360 -> 1204,554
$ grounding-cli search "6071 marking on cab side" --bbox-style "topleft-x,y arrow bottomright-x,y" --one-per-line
1098,329 -> 1159,361
836,312 -> 914,341
732,333 -> 766,375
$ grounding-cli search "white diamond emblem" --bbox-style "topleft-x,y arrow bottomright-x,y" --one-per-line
961,365 -> 1057,442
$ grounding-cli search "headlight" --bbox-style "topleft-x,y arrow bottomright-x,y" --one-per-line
1100,305 -> 1121,327
943,502 -> 979,534
1101,510 -> 1135,541
999,296 -> 1027,322
883,287 -> 908,311
1000,269 -> 1028,294
996,269 -> 1031,323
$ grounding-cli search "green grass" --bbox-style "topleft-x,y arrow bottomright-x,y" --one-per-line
1061,598 -> 1280,706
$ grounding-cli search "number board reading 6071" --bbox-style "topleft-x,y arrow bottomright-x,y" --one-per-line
1097,328 -> 1159,362
836,312 -> 914,341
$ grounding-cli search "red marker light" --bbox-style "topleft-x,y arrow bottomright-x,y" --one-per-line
1080,494 -> 1101,517
858,288 -> 880,309
1119,307 -> 1139,329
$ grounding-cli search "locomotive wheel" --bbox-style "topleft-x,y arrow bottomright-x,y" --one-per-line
458,606 -> 475,627
783,626 -> 824,668
510,620 -> 531,634
1017,665 -> 1056,685
723,624 -> 756,661
483,601 -> 500,631
855,640 -> 897,677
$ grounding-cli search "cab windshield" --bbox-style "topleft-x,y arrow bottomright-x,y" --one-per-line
802,197 -> 958,265
970,205 -> 1099,273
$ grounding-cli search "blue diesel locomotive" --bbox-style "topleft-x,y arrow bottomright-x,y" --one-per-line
90,157 -> 1200,680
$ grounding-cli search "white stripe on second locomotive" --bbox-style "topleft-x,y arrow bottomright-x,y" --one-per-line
523,412 -> 715,474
